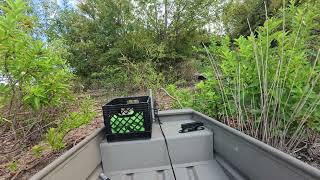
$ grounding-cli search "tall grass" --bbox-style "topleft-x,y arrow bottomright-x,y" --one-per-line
201,0 -> 320,154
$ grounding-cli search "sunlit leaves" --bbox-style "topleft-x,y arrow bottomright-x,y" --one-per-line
0,0 -> 73,111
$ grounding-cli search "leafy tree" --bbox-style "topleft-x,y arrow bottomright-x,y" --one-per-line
221,0 -> 286,38
0,0 -> 73,132
45,0 -> 217,88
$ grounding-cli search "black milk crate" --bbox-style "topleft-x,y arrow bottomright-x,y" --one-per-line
102,96 -> 152,142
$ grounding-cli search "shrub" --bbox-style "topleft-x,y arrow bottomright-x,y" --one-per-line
31,144 -> 45,158
7,160 -> 19,172
124,60 -> 164,92
169,1 -> 320,153
58,97 -> 96,134
167,79 -> 221,119
45,96 -> 96,151
0,0 -> 73,134
46,128 -> 65,151
95,56 -> 164,93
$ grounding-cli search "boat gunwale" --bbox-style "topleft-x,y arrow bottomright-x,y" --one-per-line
190,110 -> 320,178
30,127 -> 105,180
31,109 -> 320,179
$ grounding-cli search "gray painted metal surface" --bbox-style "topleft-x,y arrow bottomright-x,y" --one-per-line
100,119 -> 227,179
31,109 -> 320,180
30,127 -> 105,180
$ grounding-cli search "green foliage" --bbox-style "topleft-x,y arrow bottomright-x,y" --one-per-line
170,1 -> 320,151
166,84 -> 193,108
0,0 -> 73,111
7,160 -> 19,172
0,0 -> 74,141
0,116 -> 10,125
120,58 -> 164,91
31,144 -> 45,158
45,0 -> 216,89
0,83 -> 9,108
221,0 -> 286,38
90,57 -> 164,91
46,128 -> 65,151
167,79 -> 221,118
58,97 -> 96,134
45,97 -> 96,151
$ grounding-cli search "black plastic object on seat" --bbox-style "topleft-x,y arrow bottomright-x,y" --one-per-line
179,122 -> 204,133
102,96 -> 152,142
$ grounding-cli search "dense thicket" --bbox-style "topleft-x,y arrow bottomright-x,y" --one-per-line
169,0 -> 320,154
221,0 -> 282,38
36,0 -> 218,88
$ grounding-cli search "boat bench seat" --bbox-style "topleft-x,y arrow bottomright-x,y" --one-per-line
100,119 -> 230,180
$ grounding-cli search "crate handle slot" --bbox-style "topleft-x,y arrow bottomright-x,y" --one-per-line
127,99 -> 140,104
118,107 -> 135,116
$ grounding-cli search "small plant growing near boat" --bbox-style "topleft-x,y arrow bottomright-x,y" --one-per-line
7,160 -> 19,172
46,128 -> 65,151
58,97 -> 96,134
32,145 -> 45,158
0,117 -> 5,125
45,97 -> 96,151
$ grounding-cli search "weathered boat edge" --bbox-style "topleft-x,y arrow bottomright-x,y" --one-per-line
191,110 -> 320,179
30,109 -> 320,180
30,110 -> 192,180
30,126 -> 105,180
158,109 -> 320,179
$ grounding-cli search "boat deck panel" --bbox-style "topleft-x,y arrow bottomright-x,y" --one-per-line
107,160 -> 229,180
100,119 -> 229,180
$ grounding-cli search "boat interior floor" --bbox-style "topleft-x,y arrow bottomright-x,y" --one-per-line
99,118 -> 231,180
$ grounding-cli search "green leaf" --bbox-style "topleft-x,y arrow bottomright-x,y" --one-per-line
34,97 -> 40,110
